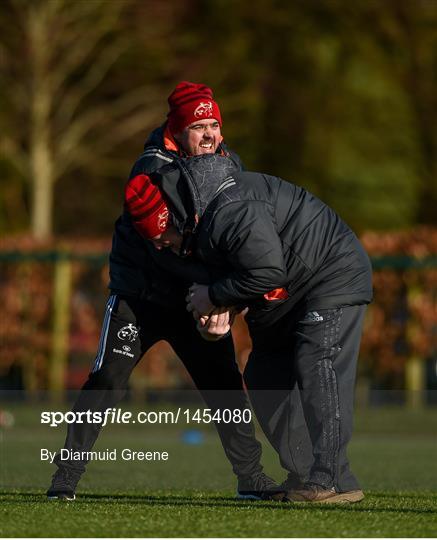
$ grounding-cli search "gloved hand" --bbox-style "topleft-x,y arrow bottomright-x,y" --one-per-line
186,283 -> 215,318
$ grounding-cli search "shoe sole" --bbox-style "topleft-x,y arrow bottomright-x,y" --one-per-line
287,490 -> 364,504
47,494 -> 76,501
237,493 -> 264,500
237,491 -> 286,501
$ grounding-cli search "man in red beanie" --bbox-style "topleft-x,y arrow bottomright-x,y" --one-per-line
47,82 -> 285,502
167,81 -> 223,156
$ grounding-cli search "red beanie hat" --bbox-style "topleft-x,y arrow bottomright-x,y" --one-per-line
167,81 -> 222,134
124,174 -> 169,238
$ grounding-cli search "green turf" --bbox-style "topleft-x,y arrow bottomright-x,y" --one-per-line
1,491 -> 436,537
1,405 -> 436,537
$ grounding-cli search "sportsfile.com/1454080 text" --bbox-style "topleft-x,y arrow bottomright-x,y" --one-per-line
40,408 -> 253,428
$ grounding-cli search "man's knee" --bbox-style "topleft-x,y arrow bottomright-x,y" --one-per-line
86,365 -> 130,392
243,353 -> 291,391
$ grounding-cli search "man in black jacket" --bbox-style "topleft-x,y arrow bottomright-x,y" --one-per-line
47,83 -> 281,502
127,154 -> 373,504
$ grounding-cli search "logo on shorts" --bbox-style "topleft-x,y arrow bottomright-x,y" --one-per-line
117,324 -> 139,342
194,101 -> 213,118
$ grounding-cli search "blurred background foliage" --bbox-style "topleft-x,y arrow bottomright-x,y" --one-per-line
1,0 -> 436,238
0,0 -> 436,400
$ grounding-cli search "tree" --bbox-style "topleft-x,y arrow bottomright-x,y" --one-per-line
0,0 -> 163,239
184,0 -> 436,232
359,0 -> 437,225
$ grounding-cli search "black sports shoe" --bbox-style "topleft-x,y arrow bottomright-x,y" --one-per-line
237,472 -> 285,501
47,466 -> 82,500
278,472 -> 306,492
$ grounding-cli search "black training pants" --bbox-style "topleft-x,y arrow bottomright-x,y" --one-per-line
59,295 -> 262,478
244,305 -> 366,492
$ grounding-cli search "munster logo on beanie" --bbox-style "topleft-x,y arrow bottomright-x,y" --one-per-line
194,101 -> 214,118
157,208 -> 169,231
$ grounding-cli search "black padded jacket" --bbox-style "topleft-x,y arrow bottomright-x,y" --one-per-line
151,154 -> 373,327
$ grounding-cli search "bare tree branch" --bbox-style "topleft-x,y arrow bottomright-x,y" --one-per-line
96,107 -> 163,148
48,3 -> 125,95
53,36 -> 129,131
55,85 -> 163,178
0,136 -> 28,177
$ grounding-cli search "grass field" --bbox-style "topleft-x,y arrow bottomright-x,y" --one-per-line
1,404 -> 436,537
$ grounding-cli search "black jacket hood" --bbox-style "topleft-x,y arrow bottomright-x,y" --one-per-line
151,154 -> 240,234
144,124 -> 167,150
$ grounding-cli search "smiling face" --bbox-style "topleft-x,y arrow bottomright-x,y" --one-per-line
174,119 -> 222,156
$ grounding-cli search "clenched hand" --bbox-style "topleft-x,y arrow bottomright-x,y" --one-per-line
186,283 -> 215,319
